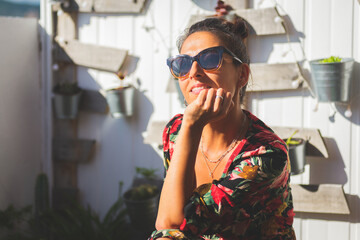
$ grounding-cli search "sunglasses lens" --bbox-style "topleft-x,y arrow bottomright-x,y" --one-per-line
171,56 -> 192,77
199,49 -> 221,70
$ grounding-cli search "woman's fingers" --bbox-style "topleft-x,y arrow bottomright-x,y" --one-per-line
213,88 -> 224,112
204,88 -> 216,110
184,88 -> 233,126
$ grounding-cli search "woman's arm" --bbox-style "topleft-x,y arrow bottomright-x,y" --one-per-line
155,121 -> 202,229
155,88 -> 233,230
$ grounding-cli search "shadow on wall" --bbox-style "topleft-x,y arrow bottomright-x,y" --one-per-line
334,61 -> 360,125
308,137 -> 347,185
247,14 -> 305,63
131,86 -> 164,174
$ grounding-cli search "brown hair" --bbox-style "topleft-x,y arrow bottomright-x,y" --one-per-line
177,16 -> 250,65
177,15 -> 250,101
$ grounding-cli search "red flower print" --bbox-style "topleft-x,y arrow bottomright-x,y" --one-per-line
242,146 -> 267,158
210,185 -> 234,207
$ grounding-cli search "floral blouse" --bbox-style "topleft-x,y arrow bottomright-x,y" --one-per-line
149,110 -> 296,240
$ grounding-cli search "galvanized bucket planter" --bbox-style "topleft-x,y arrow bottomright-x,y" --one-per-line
284,138 -> 307,175
309,58 -> 354,102
53,91 -> 82,119
105,85 -> 135,118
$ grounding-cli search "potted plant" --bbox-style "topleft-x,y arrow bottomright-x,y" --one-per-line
283,130 -> 307,175
105,74 -> 135,118
0,175 -> 131,240
123,167 -> 162,238
309,56 -> 354,103
53,81 -> 82,119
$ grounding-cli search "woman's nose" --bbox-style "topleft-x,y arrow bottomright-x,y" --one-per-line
188,60 -> 204,79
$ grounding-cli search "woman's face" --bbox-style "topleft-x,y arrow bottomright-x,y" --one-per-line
179,31 -> 245,105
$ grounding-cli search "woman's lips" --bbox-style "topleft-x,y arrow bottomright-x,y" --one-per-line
191,85 -> 210,94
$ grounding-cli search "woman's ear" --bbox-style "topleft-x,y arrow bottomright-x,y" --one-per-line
237,64 -> 250,88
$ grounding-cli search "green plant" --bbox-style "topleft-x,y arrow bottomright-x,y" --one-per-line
124,167 -> 161,201
125,184 -> 159,201
38,198 -> 130,240
35,173 -> 49,216
53,82 -> 81,95
0,176 -> 131,240
35,181 -> 130,240
285,130 -> 301,146
135,167 -> 158,179
319,56 -> 342,63
0,205 -> 32,235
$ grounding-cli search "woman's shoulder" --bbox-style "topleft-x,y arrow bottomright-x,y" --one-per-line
162,114 -> 183,170
163,114 -> 183,138
244,110 -> 287,154
162,114 -> 183,148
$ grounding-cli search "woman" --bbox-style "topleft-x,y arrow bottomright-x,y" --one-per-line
149,16 -> 296,240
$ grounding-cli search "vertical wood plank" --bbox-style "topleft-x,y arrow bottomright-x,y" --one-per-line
330,0 -> 353,56
350,2 -> 360,239
53,162 -> 78,188
57,12 -> 77,39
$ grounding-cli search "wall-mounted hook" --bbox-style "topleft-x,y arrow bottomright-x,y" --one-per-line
345,104 -> 352,118
312,101 -> 319,112
52,63 -> 59,71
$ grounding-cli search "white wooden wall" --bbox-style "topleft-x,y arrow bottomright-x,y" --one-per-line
60,0 -> 360,239
0,17 -> 42,209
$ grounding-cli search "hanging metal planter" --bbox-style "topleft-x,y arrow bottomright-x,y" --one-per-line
53,83 -> 82,119
105,85 -> 135,118
309,57 -> 354,102
285,138 -> 307,175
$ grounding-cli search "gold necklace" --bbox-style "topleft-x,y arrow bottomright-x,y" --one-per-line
200,137 -> 238,163
200,114 -> 248,179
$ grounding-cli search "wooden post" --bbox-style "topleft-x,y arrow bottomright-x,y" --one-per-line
52,10 -> 79,209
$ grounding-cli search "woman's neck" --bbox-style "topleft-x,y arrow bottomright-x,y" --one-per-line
201,104 -> 247,153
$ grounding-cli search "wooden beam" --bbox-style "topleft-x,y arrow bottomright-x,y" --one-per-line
292,184 -> 350,214
53,138 -> 96,163
56,11 -> 77,39
227,0 -> 248,9
79,90 -> 108,113
145,123 -> 328,159
188,8 -> 285,36
248,63 -> 307,92
54,38 -> 128,73
93,0 -> 147,13
234,7 -> 285,35
271,126 -> 328,158
53,0 -> 148,13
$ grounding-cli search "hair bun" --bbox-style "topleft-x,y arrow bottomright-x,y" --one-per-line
221,15 -> 249,40
232,16 -> 249,40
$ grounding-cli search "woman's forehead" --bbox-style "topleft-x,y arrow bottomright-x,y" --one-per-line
180,31 -> 223,55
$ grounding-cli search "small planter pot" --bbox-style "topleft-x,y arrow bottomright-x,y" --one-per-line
284,138 -> 307,175
105,85 -> 135,118
123,187 -> 160,238
53,91 -> 82,119
309,58 -> 354,102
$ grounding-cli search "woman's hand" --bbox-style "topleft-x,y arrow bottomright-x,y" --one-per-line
183,88 -> 234,128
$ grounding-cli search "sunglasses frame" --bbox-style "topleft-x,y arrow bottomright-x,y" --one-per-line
167,46 -> 243,79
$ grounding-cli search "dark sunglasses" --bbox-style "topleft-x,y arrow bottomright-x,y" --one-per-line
167,46 -> 242,79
